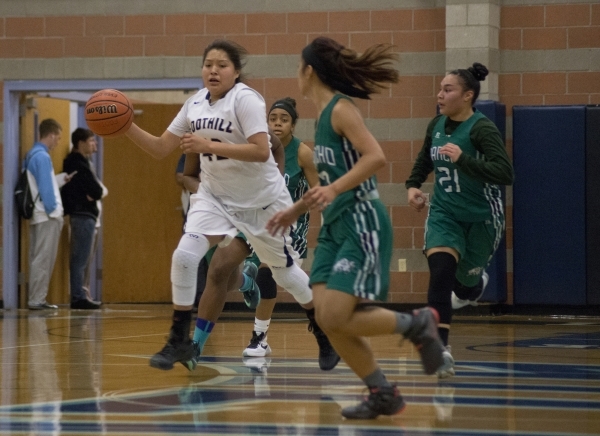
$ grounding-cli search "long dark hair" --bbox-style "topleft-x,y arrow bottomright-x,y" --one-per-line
301,37 -> 399,99
202,39 -> 248,83
449,62 -> 489,105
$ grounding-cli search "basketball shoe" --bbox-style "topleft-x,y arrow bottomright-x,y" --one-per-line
149,334 -> 197,371
239,261 -> 261,309
243,331 -> 272,357
403,307 -> 445,375
436,345 -> 455,379
307,313 -> 340,371
452,271 -> 489,309
342,385 -> 406,419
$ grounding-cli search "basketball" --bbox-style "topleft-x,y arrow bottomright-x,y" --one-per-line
84,89 -> 134,137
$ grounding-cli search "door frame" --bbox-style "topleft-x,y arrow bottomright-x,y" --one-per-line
3,79 -> 202,309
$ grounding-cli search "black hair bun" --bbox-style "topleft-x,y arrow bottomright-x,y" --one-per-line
282,97 -> 297,108
468,63 -> 489,81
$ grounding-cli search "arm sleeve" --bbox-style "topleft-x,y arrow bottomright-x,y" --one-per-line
78,169 -> 104,200
30,153 -> 58,215
455,118 -> 515,186
64,156 -> 103,201
405,117 -> 437,189
235,90 -> 268,139
167,97 -> 193,137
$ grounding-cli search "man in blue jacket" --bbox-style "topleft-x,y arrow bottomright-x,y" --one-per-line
25,118 -> 73,310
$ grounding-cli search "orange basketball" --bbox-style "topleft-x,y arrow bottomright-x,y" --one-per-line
84,89 -> 134,137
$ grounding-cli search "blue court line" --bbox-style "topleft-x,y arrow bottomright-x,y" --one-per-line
0,418 -> 589,436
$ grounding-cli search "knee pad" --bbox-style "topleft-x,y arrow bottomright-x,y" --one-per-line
171,233 -> 209,306
271,264 -> 312,305
256,267 -> 277,299
171,248 -> 203,287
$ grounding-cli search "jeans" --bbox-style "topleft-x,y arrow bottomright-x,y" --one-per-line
69,215 -> 97,302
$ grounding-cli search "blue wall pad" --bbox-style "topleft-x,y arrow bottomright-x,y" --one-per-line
474,100 -> 507,303
586,105 -> 600,304
513,106 -> 586,305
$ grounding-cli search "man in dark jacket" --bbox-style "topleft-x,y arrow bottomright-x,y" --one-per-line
62,128 -> 103,309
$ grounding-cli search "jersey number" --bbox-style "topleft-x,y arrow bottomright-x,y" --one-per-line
318,170 -> 331,185
201,138 -> 228,161
437,166 -> 461,192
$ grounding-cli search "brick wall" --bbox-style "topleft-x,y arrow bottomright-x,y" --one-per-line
0,1 -> 599,305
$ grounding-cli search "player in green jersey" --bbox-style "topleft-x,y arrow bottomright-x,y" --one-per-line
242,97 -> 321,360
267,36 -> 445,420
406,62 -> 514,378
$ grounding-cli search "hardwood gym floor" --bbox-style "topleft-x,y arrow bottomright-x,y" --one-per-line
1,305 -> 599,435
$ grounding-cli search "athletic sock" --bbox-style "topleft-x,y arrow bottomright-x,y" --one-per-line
254,317 -> 270,334
393,312 -> 413,335
363,368 -> 391,389
192,317 -> 215,353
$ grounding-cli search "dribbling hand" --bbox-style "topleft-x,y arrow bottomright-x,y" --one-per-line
180,133 -> 211,154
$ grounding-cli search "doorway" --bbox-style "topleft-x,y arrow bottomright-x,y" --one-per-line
3,79 -> 202,309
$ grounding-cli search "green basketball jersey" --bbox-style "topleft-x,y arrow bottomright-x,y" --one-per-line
431,110 -> 502,222
284,136 -> 309,258
314,94 -> 379,224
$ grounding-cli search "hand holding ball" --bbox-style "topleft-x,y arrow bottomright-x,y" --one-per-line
85,89 -> 134,137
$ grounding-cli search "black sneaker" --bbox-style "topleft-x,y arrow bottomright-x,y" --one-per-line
342,385 -> 405,419
403,307 -> 445,375
149,337 -> 197,371
70,299 -> 101,310
308,319 -> 340,371
239,262 -> 261,309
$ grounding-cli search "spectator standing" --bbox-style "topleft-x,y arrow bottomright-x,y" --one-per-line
61,128 -> 103,310
26,118 -> 73,310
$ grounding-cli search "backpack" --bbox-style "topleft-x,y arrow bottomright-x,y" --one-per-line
14,150 -> 41,219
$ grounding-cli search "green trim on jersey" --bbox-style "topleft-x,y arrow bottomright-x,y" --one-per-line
314,94 -> 379,225
285,136 -> 309,258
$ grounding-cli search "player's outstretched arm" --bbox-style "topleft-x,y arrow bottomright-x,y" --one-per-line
125,123 -> 181,160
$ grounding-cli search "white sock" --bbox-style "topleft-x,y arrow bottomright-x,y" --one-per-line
254,318 -> 270,334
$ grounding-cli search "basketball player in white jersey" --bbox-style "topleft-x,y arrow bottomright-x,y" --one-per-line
125,39 -> 339,372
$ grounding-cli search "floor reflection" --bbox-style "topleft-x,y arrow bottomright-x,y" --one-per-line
0,307 -> 598,435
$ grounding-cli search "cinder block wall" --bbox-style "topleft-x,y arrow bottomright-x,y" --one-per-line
0,1 -> 598,305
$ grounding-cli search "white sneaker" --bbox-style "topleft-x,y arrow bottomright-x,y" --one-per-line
243,331 -> 272,357
243,356 -> 271,374
451,271 -> 489,309
433,385 -> 455,421
436,346 -> 455,379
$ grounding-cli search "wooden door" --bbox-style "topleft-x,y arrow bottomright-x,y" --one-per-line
101,103 -> 183,303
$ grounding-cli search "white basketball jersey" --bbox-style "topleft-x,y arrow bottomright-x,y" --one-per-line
168,83 -> 286,210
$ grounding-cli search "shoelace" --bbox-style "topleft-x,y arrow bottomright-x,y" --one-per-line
248,332 -> 264,348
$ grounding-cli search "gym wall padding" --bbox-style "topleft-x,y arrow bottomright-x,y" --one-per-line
474,100 -> 507,303
513,106 -> 587,305
586,105 -> 600,305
